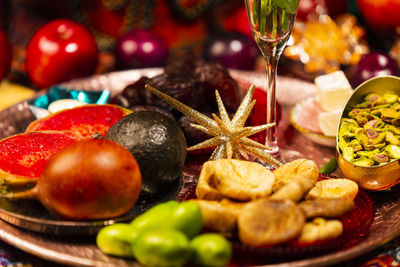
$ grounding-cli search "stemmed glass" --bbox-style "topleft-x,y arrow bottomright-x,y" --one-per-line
244,0 -> 299,156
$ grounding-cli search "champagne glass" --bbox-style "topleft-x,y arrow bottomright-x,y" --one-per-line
244,0 -> 299,155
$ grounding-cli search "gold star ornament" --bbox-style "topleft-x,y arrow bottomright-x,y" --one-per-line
145,84 -> 282,167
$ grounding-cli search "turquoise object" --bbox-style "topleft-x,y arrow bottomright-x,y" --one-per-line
29,86 -> 110,109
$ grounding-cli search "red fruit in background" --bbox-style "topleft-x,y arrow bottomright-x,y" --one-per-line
297,0 -> 346,21
114,30 -> 169,69
324,0 -> 347,19
222,5 -> 253,38
0,29 -> 12,81
357,0 -> 400,32
296,0 -> 318,21
249,87 -> 281,144
151,1 -> 206,48
83,0 -> 128,38
353,52 -> 399,87
25,19 -> 99,89
203,32 -> 259,71
249,87 -> 281,127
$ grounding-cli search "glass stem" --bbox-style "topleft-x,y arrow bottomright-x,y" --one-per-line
264,51 -> 281,155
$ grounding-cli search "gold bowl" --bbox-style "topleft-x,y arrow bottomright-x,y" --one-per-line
337,75 -> 400,190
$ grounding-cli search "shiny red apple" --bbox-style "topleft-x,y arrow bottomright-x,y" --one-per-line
25,19 -> 99,88
0,29 -> 12,81
357,0 -> 400,32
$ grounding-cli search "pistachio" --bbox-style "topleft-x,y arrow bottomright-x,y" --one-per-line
355,114 -> 368,126
343,147 -> 354,162
383,93 -> 398,104
365,128 -> 378,139
367,130 -> 386,145
364,143 -> 386,151
381,108 -> 400,122
355,128 -> 369,147
349,139 -> 363,152
348,110 -> 358,119
365,94 -> 382,103
338,138 -> 349,152
391,117 -> 400,126
348,109 -> 369,119
352,157 -> 374,167
387,124 -> 400,135
366,113 -> 381,121
385,145 -> 400,159
390,102 -> 400,110
370,109 -> 382,116
354,101 -> 372,109
339,92 -> 400,166
371,103 -> 391,109
341,118 -> 359,127
357,149 -> 380,158
385,131 -> 400,145
339,119 -> 358,140
364,119 -> 385,131
371,153 -> 390,164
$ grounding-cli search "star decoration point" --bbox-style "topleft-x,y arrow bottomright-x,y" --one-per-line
145,84 -> 282,167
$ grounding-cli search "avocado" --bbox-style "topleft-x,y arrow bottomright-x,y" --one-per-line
105,111 -> 187,194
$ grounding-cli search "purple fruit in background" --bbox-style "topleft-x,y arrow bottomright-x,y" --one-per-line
353,52 -> 399,86
203,32 -> 259,70
114,30 -> 169,69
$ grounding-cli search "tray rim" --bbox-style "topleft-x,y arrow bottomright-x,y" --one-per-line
0,68 -> 398,266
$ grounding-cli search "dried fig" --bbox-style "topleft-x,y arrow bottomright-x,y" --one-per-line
238,199 -> 305,246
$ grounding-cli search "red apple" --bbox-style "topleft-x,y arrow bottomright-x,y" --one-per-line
222,5 -> 253,38
25,19 -> 99,88
297,0 -> 347,21
0,29 -> 12,81
357,0 -> 400,32
296,0 -> 317,21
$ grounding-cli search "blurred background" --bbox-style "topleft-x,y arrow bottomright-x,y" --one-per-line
0,0 -> 399,105
0,0 -> 400,84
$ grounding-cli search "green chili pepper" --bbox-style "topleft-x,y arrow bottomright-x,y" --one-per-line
319,158 -> 338,174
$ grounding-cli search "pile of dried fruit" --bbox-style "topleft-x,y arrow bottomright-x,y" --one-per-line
191,158 -> 358,247
338,92 -> 400,166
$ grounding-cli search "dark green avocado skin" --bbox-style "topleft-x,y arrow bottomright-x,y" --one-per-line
105,111 -> 187,194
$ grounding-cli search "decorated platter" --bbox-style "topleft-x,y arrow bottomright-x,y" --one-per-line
0,177 -> 182,235
0,69 -> 399,266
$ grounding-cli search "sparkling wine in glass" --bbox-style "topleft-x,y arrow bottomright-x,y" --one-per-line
244,0 -> 299,155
